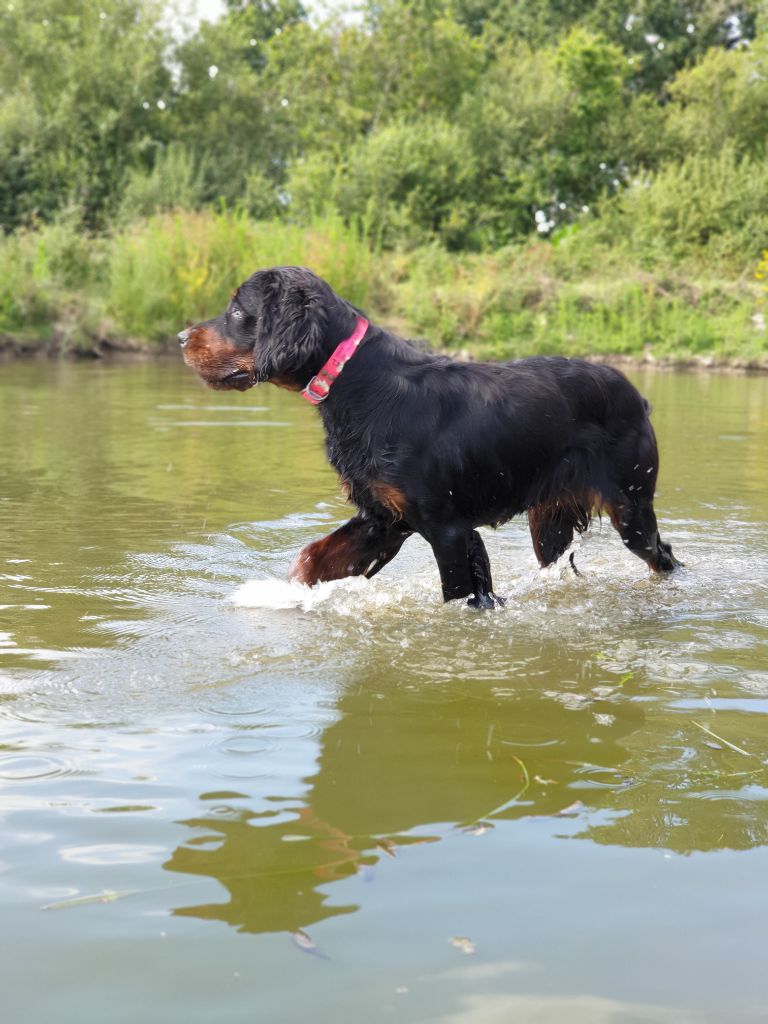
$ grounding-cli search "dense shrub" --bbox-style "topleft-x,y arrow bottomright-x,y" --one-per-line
584,148 -> 768,266
287,117 -> 480,249
665,39 -> 768,159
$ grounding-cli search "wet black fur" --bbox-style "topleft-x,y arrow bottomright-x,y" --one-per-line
189,266 -> 680,606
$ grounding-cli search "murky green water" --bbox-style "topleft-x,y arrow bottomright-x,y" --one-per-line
1,358 -> 767,1023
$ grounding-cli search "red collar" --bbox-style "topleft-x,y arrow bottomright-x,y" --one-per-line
302,317 -> 369,405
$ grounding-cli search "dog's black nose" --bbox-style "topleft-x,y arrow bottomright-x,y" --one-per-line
178,329 -> 190,348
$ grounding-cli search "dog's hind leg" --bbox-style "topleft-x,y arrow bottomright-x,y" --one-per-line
605,498 -> 681,573
289,513 -> 411,586
605,420 -> 681,573
528,501 -> 589,571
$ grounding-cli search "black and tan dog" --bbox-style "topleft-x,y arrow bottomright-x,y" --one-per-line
179,266 -> 680,607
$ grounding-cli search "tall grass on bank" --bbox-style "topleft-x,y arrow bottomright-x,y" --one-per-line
391,242 -> 765,363
0,210 -> 376,351
0,216 -> 105,349
0,208 -> 765,363
108,210 -> 376,342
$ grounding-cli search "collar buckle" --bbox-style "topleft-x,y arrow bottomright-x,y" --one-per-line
301,316 -> 369,406
303,376 -> 329,404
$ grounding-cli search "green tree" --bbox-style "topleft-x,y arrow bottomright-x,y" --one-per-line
256,19 -> 372,155
665,31 -> 768,158
584,0 -> 761,94
0,0 -> 172,228
171,15 -> 280,206
457,30 -> 628,243
455,0 -> 596,45
592,146 -> 768,264
554,27 -> 628,198
287,116 -> 480,248
256,0 -> 482,156
359,0 -> 484,123
455,0 -> 761,93
225,0 -> 307,69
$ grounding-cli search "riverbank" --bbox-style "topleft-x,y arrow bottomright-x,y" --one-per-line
1,210 -> 766,368
5,337 -> 768,374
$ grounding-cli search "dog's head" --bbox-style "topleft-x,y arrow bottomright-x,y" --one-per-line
178,266 -> 359,392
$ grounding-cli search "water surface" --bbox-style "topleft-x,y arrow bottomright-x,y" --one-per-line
1,359 -> 767,1023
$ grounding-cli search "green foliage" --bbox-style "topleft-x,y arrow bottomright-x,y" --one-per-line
585,148 -> 768,266
556,26 -> 626,112
254,0 -> 482,163
757,250 -> 768,292
392,243 -> 764,362
360,1 -> 484,120
0,0 -> 171,229
118,144 -> 210,222
3,0 -> 768,248
288,116 -> 480,249
466,0 -> 596,47
170,16 -> 283,207
582,0 -> 762,93
0,211 -> 765,363
2,0 -> 768,365
0,229 -> 60,335
457,44 -> 571,243
665,37 -> 768,158
256,20 -> 371,153
457,0 -> 761,91
306,25 -> 631,248
553,28 -> 628,201
0,210 -> 377,347
106,209 -> 376,340
455,30 -> 629,244
225,0 -> 307,70
0,215 -> 106,349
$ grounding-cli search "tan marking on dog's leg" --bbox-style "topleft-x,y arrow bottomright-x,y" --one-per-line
370,482 -> 408,520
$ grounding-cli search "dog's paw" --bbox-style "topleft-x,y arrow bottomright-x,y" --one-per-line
467,592 -> 505,610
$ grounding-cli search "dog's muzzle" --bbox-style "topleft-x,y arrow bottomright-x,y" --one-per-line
178,329 -> 190,348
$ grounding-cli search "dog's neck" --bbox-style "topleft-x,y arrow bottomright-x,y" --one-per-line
302,301 -> 364,384
265,298 -> 363,394
324,302 -> 363,350
302,317 -> 369,404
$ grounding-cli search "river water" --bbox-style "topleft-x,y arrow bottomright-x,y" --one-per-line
1,359 -> 767,1023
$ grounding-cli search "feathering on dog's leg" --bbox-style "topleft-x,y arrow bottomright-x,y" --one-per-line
289,515 -> 411,586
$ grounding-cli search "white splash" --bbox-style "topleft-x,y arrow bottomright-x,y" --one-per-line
230,578 -> 343,611
230,572 -> 442,616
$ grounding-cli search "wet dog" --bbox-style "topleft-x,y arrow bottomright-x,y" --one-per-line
179,266 -> 680,607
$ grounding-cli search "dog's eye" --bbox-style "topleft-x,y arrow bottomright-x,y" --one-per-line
231,307 -> 243,320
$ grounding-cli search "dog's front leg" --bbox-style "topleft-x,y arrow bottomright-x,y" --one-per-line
468,530 -> 505,609
426,525 -> 501,608
289,514 -> 411,586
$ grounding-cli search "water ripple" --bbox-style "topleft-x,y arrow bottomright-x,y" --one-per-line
0,753 -> 77,781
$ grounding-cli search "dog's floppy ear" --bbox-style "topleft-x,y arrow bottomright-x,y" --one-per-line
255,268 -> 329,384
